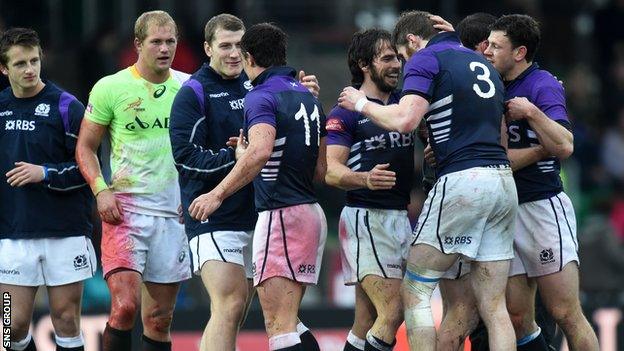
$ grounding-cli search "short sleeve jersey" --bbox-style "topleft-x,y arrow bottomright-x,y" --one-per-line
326,92 -> 414,210
505,63 -> 570,203
402,32 -> 508,177
85,66 -> 189,216
244,66 -> 326,211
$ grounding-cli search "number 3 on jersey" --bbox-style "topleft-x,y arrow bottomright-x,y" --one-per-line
469,62 -> 495,99
294,103 -> 320,146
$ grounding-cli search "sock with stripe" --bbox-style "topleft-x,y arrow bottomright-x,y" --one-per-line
344,330 -> 365,351
364,331 -> 395,351
269,332 -> 302,351
7,333 -> 37,351
55,332 -> 84,350
517,327 -> 549,351
296,321 -> 320,351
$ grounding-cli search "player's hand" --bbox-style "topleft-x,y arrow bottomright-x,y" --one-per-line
177,203 -> 184,224
299,70 -> 320,98
5,162 -> 45,187
189,191 -> 223,221
424,144 -> 437,167
234,129 -> 248,160
338,87 -> 366,112
505,97 -> 538,122
96,189 -> 124,225
365,163 -> 396,190
430,15 -> 454,32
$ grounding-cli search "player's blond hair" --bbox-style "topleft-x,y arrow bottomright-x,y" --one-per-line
134,10 -> 177,42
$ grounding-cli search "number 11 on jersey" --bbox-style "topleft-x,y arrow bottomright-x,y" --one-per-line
294,103 -> 321,146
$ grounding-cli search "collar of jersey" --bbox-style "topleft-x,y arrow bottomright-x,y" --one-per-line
426,32 -> 461,48
367,90 -> 400,106
129,64 -> 171,83
505,62 -> 539,88
251,66 -> 296,87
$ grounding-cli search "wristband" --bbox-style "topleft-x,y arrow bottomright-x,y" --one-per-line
42,166 -> 48,181
354,97 -> 369,113
92,176 -> 109,196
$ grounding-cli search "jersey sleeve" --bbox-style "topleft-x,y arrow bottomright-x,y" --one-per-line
402,50 -> 439,100
43,94 -> 89,191
533,76 -> 569,123
85,77 -> 115,126
244,90 -> 277,129
169,80 -> 236,181
326,106 -> 357,147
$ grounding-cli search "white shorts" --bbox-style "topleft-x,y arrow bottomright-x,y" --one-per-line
412,167 -> 518,261
101,211 -> 191,283
253,203 -> 327,286
189,231 -> 253,278
509,192 -> 579,277
339,207 -> 410,285
0,236 -> 96,286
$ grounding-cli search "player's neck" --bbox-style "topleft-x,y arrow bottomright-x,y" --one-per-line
12,79 -> 45,98
505,61 -> 532,82
360,80 -> 390,104
134,61 -> 170,84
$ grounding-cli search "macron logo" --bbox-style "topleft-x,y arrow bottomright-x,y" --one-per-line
209,92 -> 229,98
0,110 -> 13,117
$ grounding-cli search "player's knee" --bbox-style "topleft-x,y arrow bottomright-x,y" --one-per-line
547,300 -> 581,326
143,305 -> 174,336
110,299 -> 140,328
377,299 -> 404,331
212,294 -> 247,326
50,308 -> 80,336
401,265 -> 443,329
9,318 -> 31,341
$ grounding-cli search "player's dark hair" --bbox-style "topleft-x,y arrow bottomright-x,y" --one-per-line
490,14 -> 540,62
0,28 -> 42,66
240,23 -> 287,68
204,13 -> 245,44
392,10 -> 440,47
348,28 -> 394,87
457,13 -> 497,50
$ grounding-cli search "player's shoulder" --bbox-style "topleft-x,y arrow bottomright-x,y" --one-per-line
91,67 -> 133,92
531,67 -> 563,91
170,69 -> 190,86
327,104 -> 358,122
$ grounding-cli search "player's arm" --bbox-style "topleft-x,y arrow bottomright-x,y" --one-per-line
325,145 -> 396,190
169,84 -> 236,181
506,97 -> 574,160
314,136 -> 327,183
508,147 -> 548,172
338,88 -> 428,133
189,123 -> 275,221
76,118 -> 124,224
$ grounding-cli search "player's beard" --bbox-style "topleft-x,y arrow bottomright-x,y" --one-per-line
370,65 -> 399,93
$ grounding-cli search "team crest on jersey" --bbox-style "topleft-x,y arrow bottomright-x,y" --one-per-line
34,103 -> 50,117
326,118 -> 345,132
73,254 -> 89,270
539,248 -> 555,264
244,80 -> 253,91
365,135 -> 387,151
124,97 -> 144,112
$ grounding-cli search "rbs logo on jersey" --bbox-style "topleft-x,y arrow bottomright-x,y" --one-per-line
125,116 -> 169,131
5,120 -> 35,131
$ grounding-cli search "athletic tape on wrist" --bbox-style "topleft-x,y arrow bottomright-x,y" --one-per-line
354,97 -> 368,113
92,176 -> 109,196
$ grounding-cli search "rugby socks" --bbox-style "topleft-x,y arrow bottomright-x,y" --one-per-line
55,332 -> 84,350
296,321 -> 320,351
142,334 -> 171,351
364,331 -> 395,351
8,333 -> 36,351
344,330 -> 366,351
102,323 -> 131,351
517,327 -> 549,351
269,332 -> 302,351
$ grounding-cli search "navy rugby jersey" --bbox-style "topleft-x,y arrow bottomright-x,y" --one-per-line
170,64 -> 257,238
244,66 -> 326,211
402,32 -> 508,177
505,63 -> 569,204
0,82 -> 93,239
326,92 -> 414,210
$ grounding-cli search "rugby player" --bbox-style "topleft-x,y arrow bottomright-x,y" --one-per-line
339,11 -> 517,350
75,11 -> 191,351
0,28 -> 95,351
